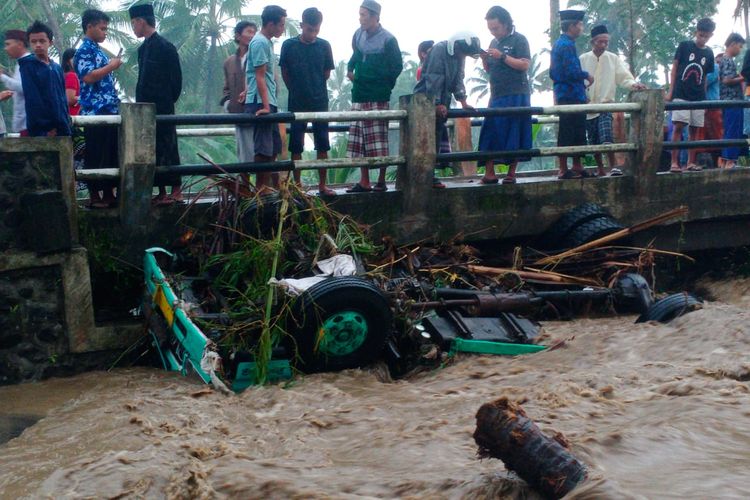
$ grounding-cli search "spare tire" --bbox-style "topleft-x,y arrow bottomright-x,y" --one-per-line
287,277 -> 392,373
635,293 -> 702,323
562,217 -> 626,249
541,203 -> 613,249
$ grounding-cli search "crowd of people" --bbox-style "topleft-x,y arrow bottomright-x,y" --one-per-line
1,2 -> 748,204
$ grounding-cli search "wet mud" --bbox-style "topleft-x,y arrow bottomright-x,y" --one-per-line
1,283 -> 749,498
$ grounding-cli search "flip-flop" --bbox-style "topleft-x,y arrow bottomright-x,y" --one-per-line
558,170 -> 575,180
432,180 -> 446,189
669,163 -> 683,173
372,182 -> 388,192
685,163 -> 702,172
501,177 -> 516,184
345,183 -> 372,193
480,177 -> 499,184
318,188 -> 338,197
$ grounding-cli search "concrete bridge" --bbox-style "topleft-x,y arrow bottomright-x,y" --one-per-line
1,90 -> 749,382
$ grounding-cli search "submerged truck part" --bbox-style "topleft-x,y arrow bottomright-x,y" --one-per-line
474,397 -> 588,499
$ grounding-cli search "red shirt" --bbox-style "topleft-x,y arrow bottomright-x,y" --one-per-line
64,71 -> 80,116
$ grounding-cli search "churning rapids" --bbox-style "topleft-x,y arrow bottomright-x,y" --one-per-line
1,279 -> 749,499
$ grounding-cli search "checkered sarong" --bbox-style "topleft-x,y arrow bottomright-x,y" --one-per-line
347,101 -> 390,157
586,112 -> 613,145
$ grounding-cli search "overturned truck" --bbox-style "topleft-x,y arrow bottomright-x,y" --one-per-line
141,197 -> 701,392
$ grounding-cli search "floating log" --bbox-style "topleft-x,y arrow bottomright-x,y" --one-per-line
474,397 -> 588,499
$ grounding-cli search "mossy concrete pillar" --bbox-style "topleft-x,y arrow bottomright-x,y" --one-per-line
397,94 -> 436,232
118,103 -> 156,226
629,90 -> 664,197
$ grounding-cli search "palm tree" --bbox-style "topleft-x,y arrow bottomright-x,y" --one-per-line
467,66 -> 489,102
735,0 -> 750,38
328,61 -> 353,112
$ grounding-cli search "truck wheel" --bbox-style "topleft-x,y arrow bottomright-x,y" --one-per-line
540,203 -> 613,249
288,277 -> 392,373
563,217 -> 626,249
635,293 -> 702,323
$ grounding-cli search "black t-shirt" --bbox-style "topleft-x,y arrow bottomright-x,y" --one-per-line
487,31 -> 530,98
279,37 -> 335,112
673,40 -> 714,101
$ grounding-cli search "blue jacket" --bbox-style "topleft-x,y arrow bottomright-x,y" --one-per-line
18,54 -> 71,136
550,34 -> 588,104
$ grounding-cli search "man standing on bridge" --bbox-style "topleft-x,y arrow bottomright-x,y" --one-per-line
413,32 -> 480,189
130,2 -> 183,205
550,9 -> 594,179
76,9 -> 122,209
345,0 -> 402,193
579,24 -> 645,177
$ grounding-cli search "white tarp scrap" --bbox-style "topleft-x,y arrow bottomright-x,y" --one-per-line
270,254 -> 357,296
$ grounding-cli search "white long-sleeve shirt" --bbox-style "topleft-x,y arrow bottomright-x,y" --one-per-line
579,50 -> 637,119
0,55 -> 29,132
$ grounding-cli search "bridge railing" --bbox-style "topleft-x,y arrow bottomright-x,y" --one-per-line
71,90 -> 750,225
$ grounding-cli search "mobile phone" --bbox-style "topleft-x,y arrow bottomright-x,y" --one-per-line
116,48 -> 123,58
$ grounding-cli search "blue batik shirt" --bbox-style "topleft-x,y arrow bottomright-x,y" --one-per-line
550,34 -> 588,104
75,37 -> 119,115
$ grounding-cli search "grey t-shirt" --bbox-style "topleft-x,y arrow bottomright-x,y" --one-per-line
487,31 -> 530,98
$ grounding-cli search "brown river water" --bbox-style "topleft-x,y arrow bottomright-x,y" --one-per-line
1,279 -> 749,499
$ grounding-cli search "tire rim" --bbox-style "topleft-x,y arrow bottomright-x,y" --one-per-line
316,310 -> 368,356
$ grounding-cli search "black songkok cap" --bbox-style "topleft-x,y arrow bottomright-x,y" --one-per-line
128,3 -> 154,19
559,9 -> 585,22
591,24 -> 608,38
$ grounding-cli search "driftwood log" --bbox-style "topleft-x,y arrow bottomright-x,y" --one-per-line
474,397 -> 587,499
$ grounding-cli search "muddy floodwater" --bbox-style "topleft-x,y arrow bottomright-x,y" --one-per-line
1,280 -> 749,499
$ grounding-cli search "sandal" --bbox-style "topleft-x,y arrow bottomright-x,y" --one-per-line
669,163 -> 682,173
609,167 -> 623,177
345,183 -> 372,193
318,188 -> 338,197
557,170 -> 575,180
372,182 -> 388,192
480,177 -> 499,184
685,163 -> 702,172
432,179 -> 446,189
501,176 -> 516,184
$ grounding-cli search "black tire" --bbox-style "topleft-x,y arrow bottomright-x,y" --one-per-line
541,203 -> 613,249
563,217 -> 626,249
635,293 -> 702,323
241,193 -> 307,239
287,277 -> 392,373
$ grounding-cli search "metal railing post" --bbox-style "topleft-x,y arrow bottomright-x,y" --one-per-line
118,103 -> 156,226
629,90 -> 664,193
397,94 -> 436,216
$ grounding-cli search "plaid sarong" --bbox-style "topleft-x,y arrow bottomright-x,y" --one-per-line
347,101 -> 390,157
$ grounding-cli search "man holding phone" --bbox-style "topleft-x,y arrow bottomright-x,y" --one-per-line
75,9 -> 122,208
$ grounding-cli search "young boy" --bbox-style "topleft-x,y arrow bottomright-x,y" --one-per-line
75,8 -> 122,208
667,18 -> 715,173
550,9 -> 594,179
19,21 -> 70,137
246,5 -> 286,192
719,33 -> 745,168
279,7 -> 335,196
